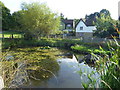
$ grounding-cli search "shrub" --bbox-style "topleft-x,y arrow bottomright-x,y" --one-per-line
71,45 -> 90,54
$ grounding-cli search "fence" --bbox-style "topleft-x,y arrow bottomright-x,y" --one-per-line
63,36 -> 120,43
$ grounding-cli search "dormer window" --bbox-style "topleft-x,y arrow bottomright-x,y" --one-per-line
67,24 -> 71,27
80,27 -> 83,30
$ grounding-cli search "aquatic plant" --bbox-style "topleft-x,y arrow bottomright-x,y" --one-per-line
1,47 -> 61,87
92,39 -> 120,89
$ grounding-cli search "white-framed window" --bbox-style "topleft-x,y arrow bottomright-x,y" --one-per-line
67,24 -> 71,27
80,27 -> 83,30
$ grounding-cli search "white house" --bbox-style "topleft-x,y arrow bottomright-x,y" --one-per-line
76,19 -> 97,38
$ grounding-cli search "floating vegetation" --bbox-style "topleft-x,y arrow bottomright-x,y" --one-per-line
1,47 -> 63,87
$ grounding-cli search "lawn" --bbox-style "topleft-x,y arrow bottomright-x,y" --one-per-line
0,31 -> 24,38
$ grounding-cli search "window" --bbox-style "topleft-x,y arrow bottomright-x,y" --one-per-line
67,24 -> 71,27
80,27 -> 83,30
66,24 -> 72,29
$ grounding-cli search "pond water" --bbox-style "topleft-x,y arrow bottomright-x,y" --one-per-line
20,54 -> 100,88
3,47 -> 100,88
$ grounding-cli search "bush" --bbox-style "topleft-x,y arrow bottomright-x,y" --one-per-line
71,45 -> 90,54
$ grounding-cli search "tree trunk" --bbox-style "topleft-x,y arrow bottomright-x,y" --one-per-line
11,34 -> 14,39
2,34 -> 4,39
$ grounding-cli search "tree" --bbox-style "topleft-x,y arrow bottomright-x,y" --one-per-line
115,20 -> 120,38
100,9 -> 110,18
60,13 -> 64,20
93,9 -> 118,38
85,12 -> 100,26
20,2 -> 60,39
11,11 -> 24,31
0,1 -> 12,31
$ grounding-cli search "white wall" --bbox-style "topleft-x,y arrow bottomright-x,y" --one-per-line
76,20 -> 96,33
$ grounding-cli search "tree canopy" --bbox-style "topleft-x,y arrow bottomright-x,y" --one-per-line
92,9 -> 119,38
0,1 -> 12,31
20,2 -> 60,39
11,11 -> 24,31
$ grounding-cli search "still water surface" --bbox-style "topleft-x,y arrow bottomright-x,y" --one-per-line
24,55 -> 99,88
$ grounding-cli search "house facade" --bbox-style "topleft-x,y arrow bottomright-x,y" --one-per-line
76,19 -> 97,38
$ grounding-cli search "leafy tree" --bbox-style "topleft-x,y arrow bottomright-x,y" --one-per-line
0,1 -> 12,31
85,12 -> 100,26
100,9 -> 110,17
11,11 -> 24,31
115,20 -> 120,38
60,13 -> 64,20
20,2 -> 60,39
93,9 -> 118,38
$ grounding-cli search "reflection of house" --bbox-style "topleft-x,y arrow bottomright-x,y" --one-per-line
61,19 -> 74,32
76,19 -> 97,38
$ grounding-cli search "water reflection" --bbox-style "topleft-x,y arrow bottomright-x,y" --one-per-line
10,51 -> 100,88
45,55 -> 82,88
28,54 -> 100,88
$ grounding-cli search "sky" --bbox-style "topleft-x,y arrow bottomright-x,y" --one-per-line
1,0 -> 120,20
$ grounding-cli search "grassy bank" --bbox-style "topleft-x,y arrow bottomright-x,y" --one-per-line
2,37 -> 115,56
0,31 -> 24,38
71,44 -> 111,55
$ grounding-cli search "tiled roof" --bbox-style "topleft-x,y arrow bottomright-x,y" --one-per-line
61,19 -> 73,24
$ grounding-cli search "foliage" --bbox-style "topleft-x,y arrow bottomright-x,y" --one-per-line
79,70 -> 98,88
93,9 -> 118,38
11,11 -> 24,31
85,9 -> 119,38
3,37 -> 116,52
60,13 -> 65,20
20,2 -> 60,39
71,45 -> 90,54
0,1 -> 12,31
94,40 -> 120,89
85,12 -> 100,26
71,44 -> 111,55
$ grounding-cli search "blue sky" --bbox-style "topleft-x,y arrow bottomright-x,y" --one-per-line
1,0 -> 120,20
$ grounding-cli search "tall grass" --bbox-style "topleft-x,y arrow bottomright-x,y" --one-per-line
76,39 -> 120,89
94,39 -> 120,89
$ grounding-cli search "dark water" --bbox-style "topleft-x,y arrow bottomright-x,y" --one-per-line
24,55 -> 100,88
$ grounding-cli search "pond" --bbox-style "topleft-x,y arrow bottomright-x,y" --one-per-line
2,47 -> 100,88
22,56 -> 99,88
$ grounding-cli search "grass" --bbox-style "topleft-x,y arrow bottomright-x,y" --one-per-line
0,31 -> 24,38
95,44 -> 120,89
71,44 -> 111,55
0,34 -> 23,38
